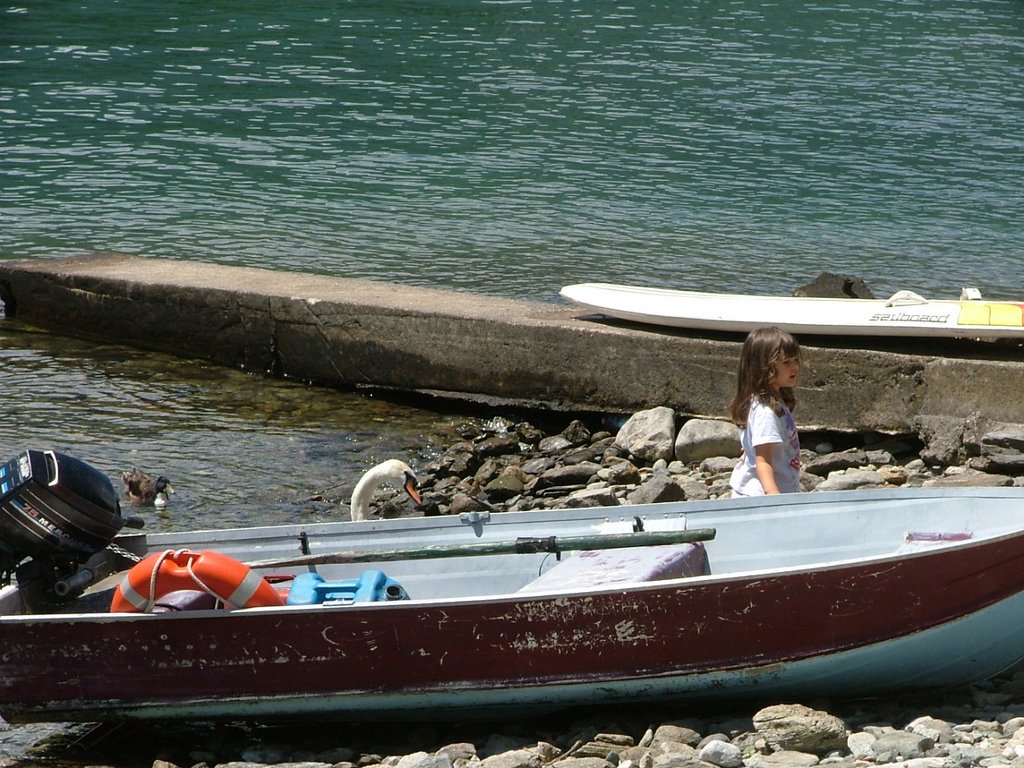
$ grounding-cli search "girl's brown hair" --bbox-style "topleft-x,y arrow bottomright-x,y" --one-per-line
728,326 -> 801,427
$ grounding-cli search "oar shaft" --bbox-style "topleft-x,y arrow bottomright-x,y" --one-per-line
248,528 -> 715,569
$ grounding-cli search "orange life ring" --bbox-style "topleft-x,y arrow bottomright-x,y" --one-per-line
110,549 -> 286,613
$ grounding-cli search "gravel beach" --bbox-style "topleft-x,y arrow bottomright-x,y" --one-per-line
12,667 -> 1024,768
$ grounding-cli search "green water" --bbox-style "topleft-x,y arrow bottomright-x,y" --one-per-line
0,325 -> 476,530
2,0 -> 1022,300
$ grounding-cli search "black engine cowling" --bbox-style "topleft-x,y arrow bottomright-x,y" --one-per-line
0,450 -> 125,585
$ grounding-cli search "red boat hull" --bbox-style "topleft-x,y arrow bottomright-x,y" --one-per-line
2,529 -> 1023,722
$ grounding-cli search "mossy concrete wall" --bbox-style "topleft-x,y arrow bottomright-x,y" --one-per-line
1,254 -> 1021,441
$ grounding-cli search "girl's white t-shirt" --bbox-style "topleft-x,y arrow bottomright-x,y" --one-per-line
729,397 -> 801,496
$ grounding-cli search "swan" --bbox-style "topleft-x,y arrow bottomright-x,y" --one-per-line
350,459 -> 422,521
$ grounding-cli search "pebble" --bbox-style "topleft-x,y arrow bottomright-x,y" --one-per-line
28,670 -> 1024,768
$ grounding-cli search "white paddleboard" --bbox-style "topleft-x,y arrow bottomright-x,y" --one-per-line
560,283 -> 1024,339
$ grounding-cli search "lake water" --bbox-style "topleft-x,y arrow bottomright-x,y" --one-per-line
0,0 -> 1022,759
3,0 -> 1022,303
0,325 -> 482,529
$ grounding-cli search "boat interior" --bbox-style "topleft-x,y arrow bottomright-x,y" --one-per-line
1,486 -> 1021,620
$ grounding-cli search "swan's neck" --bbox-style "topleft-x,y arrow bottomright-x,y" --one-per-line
350,461 -> 407,521
350,472 -> 378,521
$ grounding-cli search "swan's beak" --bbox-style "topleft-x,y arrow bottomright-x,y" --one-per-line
403,473 -> 423,506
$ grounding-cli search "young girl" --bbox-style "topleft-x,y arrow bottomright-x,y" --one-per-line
728,326 -> 803,496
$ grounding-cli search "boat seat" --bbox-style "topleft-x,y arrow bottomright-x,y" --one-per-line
517,542 -> 710,594
151,589 -> 221,612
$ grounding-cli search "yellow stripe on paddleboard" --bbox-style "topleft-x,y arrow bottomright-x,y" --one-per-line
958,302 -> 1024,327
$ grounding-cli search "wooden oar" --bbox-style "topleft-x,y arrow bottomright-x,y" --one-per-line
247,528 -> 715,569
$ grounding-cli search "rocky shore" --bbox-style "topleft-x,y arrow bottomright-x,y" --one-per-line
379,406 -> 1024,520
24,666 -> 1024,768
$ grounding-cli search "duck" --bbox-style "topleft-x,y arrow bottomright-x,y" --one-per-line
121,469 -> 174,507
350,460 -> 422,521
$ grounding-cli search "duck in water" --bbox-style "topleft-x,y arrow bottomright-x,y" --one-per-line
121,468 -> 174,508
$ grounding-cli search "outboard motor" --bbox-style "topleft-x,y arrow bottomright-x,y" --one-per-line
0,450 -> 126,592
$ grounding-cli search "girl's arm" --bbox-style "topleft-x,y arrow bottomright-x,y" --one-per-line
754,443 -> 781,494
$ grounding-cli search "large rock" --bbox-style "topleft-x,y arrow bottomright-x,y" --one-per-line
916,415 -> 970,466
975,428 -> 1024,472
397,752 -> 455,768
475,435 -> 521,457
906,715 -> 956,744
847,731 -> 876,758
480,735 -> 538,758
436,743 -> 479,762
923,470 -> 1013,488
674,419 -> 740,464
480,749 -> 544,768
597,460 -> 642,485
803,448 -> 868,477
483,467 -> 528,500
531,461 -> 603,491
650,750 -> 702,768
616,407 -> 677,463
450,493 -> 491,516
627,472 -> 687,505
793,271 -> 874,299
869,730 -> 935,762
698,740 -> 743,768
743,752 -> 820,768
561,419 -> 592,446
751,703 -> 849,754
813,469 -> 885,492
566,486 -> 619,508
650,723 -> 703,748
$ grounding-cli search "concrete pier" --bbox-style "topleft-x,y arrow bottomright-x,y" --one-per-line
1,253 -> 1021,440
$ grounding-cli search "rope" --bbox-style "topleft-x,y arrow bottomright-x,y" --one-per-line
142,549 -> 227,611
145,550 -> 176,613
184,554 -> 227,609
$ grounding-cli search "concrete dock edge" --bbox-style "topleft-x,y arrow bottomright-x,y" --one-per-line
1,253 -> 1022,439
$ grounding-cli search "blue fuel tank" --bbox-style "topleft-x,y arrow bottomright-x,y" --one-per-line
286,570 -> 409,606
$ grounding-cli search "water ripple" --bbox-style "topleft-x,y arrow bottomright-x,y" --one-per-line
0,329 -> 466,531
3,0 -> 1022,300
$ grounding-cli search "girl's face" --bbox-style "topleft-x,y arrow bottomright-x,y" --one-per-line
771,354 -> 801,390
